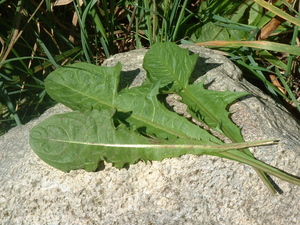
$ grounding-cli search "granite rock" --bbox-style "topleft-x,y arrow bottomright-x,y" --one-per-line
1,45 -> 300,224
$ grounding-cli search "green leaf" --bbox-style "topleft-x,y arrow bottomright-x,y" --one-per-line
248,2 -> 263,26
180,80 -> 248,139
189,22 -> 249,42
31,108 -> 190,171
30,42 -> 300,192
44,62 -> 122,112
143,42 -> 198,89
30,108 -> 282,173
143,42 -> 248,140
30,108 -> 300,187
30,108 -> 203,171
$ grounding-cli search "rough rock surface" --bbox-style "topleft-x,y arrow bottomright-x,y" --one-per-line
1,45 -> 300,224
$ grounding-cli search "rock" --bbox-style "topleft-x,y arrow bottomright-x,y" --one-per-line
1,45 -> 300,224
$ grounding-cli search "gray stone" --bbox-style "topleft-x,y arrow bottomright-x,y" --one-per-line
1,45 -> 300,224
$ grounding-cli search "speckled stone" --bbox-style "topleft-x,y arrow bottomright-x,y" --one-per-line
1,45 -> 299,224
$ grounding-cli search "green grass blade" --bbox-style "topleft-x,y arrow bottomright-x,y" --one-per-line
0,81 -> 21,126
34,31 -> 60,69
276,67 -> 300,111
172,0 -> 188,41
196,41 -> 300,56
254,0 -> 300,26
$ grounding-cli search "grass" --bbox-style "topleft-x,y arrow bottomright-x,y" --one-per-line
0,0 -> 299,135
